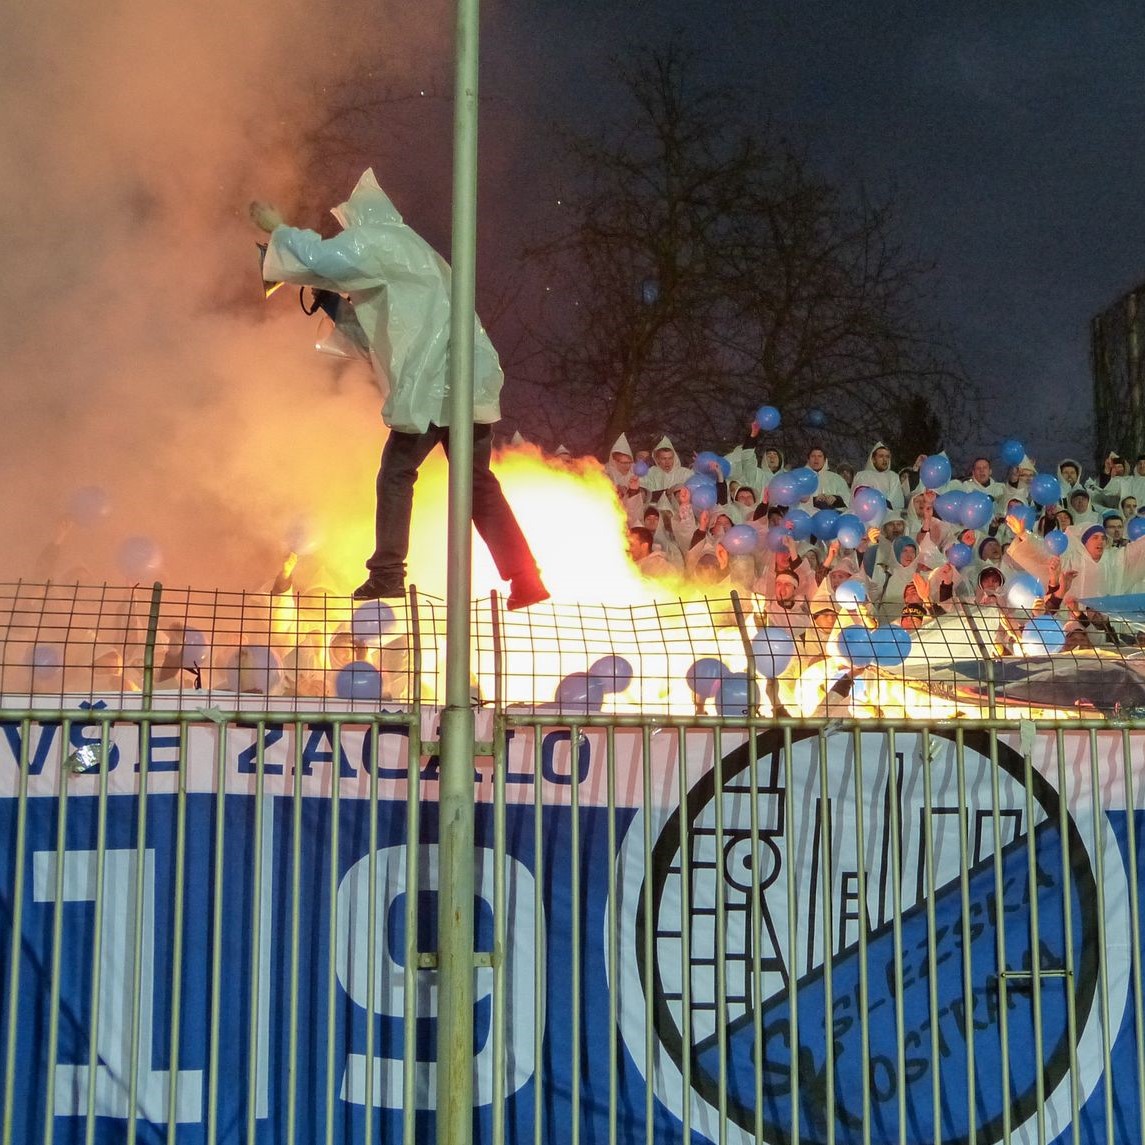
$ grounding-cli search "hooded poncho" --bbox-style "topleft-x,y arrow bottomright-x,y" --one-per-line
643,436 -> 694,493
263,169 -> 503,433
851,442 -> 905,510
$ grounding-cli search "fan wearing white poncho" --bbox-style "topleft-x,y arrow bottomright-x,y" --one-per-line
852,442 -> 905,510
1007,517 -> 1145,599
642,436 -> 693,496
252,170 -> 547,608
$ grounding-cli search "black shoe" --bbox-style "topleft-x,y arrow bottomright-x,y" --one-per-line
506,573 -> 550,611
352,574 -> 405,601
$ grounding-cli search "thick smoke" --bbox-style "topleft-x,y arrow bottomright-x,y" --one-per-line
0,0 -> 458,591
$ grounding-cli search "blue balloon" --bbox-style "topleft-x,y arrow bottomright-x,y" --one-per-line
1129,517 -> 1145,542
686,657 -> 727,699
587,655 -> 633,693
633,460 -> 649,477
336,660 -> 384,700
783,509 -> 813,541
919,454 -> 952,490
805,408 -> 827,429
751,627 -> 796,676
351,600 -> 396,643
789,467 -> 819,498
694,451 -> 731,479
835,578 -> 868,608
852,487 -> 888,525
946,542 -> 973,570
837,625 -> 878,667
1030,473 -> 1061,506
1044,529 -> 1069,556
1000,438 -> 1026,467
554,672 -> 606,712
1022,615 -> 1067,655
767,472 -> 800,506
871,623 -> 913,666
960,491 -> 995,531
692,484 -> 718,511
716,672 -> 758,716
764,526 -> 790,552
835,514 -> 865,549
722,524 -> 760,555
1006,573 -> 1045,610
756,405 -> 781,431
811,509 -> 841,540
933,491 -> 967,522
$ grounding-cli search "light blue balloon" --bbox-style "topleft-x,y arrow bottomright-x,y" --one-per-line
835,578 -> 868,607
934,491 -> 967,522
336,660 -> 384,700
768,472 -> 800,506
838,625 -> 878,667
790,467 -> 819,497
587,655 -> 634,693
555,672 -> 606,712
811,509 -> 841,540
1006,573 -> 1044,610
783,509 -> 813,541
351,600 -> 396,643
852,487 -> 888,525
870,623 -> 913,666
1044,530 -> 1069,556
692,484 -> 718,511
722,524 -> 760,555
751,627 -> 796,677
919,454 -> 952,489
1030,474 -> 1061,506
1022,616 -> 1067,655
1000,438 -> 1026,467
835,514 -> 865,549
633,460 -> 650,477
1129,517 -> 1145,542
946,542 -> 973,570
756,405 -> 781,431
716,672 -> 758,716
960,491 -> 995,531
686,657 -> 727,699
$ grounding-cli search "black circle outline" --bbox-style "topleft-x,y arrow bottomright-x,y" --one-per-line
635,728 -> 1102,1145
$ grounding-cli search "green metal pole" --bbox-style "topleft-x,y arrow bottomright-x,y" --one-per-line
437,0 -> 480,1137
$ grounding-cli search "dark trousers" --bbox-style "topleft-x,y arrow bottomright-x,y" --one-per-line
366,423 -> 538,582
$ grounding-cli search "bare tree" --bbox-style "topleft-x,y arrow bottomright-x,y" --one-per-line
516,42 -> 975,461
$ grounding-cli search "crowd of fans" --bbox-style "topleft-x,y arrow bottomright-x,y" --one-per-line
602,420 -> 1145,657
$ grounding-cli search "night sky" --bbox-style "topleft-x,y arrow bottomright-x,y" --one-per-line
478,2 -> 1145,469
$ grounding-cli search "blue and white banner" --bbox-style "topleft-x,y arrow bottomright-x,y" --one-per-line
0,707 -> 1143,1144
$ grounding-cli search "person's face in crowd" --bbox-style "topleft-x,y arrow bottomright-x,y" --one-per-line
911,493 -> 926,515
711,513 -> 733,539
775,548 -> 794,571
883,520 -> 905,540
1017,466 -> 1035,486
1084,531 -> 1107,560
735,487 -> 756,507
1060,463 -> 1079,486
1113,458 -> 1127,476
812,608 -> 837,633
627,530 -> 651,561
1070,494 -> 1090,516
635,449 -> 652,466
767,508 -> 785,526
972,458 -> 992,484
643,509 -> 660,531
1136,458 -> 1145,476
1106,516 -> 1125,543
980,538 -> 1002,561
872,447 -> 891,472
837,464 -> 855,485
1123,497 -> 1138,517
775,576 -> 797,603
828,566 -> 852,589
676,486 -> 692,508
764,449 -> 781,472
1055,509 -> 1073,529
898,544 -> 918,566
922,489 -> 938,509
902,581 -> 923,604
612,452 -> 633,474
654,448 -> 675,472
808,449 -> 826,472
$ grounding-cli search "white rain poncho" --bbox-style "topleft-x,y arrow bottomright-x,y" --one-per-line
851,441 -> 905,510
262,169 -> 503,433
643,436 -> 694,493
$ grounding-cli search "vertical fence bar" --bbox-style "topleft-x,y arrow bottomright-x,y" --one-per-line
920,728 -> 942,1144
985,728 -> 1013,1143
287,721 -> 304,1145
404,594 -> 425,1145
817,728 -> 837,1145
641,724 -> 655,1145
1120,728 -> 1145,1145
782,725 -> 800,1145
165,722 -> 191,1141
1019,722 -> 1047,1145
246,723 -> 269,1145
84,720 -> 112,1145
849,727 -> 872,1145
953,730 -> 977,1144
533,723 -> 546,1145
1086,729 -> 1115,1145
125,716 -> 153,1145
675,726 -> 692,1142
325,718 -> 342,1145
884,728 -> 907,1145
745,716 -> 764,1145
605,725 -> 619,1145
42,719 -> 72,1145
1053,727 -> 1081,1145
491,597 -> 508,1145
206,720 -> 229,1145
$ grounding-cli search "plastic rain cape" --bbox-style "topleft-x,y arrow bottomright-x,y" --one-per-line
262,169 -> 503,434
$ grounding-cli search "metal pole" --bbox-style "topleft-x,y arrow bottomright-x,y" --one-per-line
437,0 -> 480,1137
